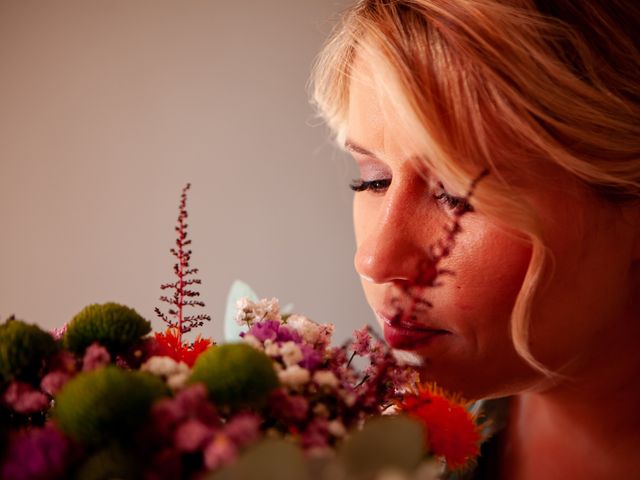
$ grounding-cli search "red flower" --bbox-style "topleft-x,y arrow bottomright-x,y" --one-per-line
400,384 -> 481,470
154,328 -> 213,367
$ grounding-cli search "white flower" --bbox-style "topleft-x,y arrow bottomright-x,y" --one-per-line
242,334 -> 263,350
235,297 -> 281,326
277,365 -> 310,388
141,356 -> 189,377
286,315 -> 334,347
280,341 -> 303,367
264,339 -> 280,358
167,371 -> 190,390
313,370 -> 339,389
327,419 -> 347,437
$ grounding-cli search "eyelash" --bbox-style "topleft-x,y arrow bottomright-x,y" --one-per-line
349,178 -> 474,212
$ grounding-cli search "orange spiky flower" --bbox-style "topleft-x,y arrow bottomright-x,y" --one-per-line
154,327 -> 212,367
399,383 -> 481,470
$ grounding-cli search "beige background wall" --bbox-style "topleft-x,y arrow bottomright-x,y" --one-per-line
0,0 -> 373,343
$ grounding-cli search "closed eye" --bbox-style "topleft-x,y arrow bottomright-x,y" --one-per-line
433,188 -> 474,213
349,178 -> 391,193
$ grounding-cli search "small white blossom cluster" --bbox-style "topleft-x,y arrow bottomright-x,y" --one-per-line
235,297 -> 280,326
286,314 -> 334,349
141,355 -> 191,390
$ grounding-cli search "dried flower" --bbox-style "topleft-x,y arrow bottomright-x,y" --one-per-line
204,433 -> 238,470
82,342 -> 111,371
40,371 -> 72,397
155,184 -> 211,343
400,384 -> 481,470
153,328 -> 212,367
278,365 -> 310,388
2,381 -> 50,415
280,341 -> 303,367
0,423 -> 70,480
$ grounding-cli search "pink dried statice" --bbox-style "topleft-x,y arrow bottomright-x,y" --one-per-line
268,389 -> 309,424
2,382 -> 49,415
40,371 -> 72,396
82,342 -> 111,371
300,418 -> 330,450
174,418 -> 213,453
1,423 -> 70,480
203,434 -> 238,470
49,324 -> 67,341
223,413 -> 261,448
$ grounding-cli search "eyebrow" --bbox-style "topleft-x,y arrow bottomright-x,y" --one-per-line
344,139 -> 380,159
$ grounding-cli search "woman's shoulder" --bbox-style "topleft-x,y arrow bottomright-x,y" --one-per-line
447,396 -> 511,480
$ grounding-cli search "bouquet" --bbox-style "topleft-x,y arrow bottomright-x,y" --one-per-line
0,185 -> 483,480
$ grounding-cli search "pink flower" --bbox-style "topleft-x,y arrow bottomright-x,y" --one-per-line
49,324 -> 67,341
1,423 -> 70,480
300,418 -> 329,450
40,371 -> 72,396
2,382 -> 50,415
268,389 -> 309,423
352,326 -> 372,356
223,413 -> 261,448
203,434 -> 238,470
82,342 -> 111,371
173,418 -> 213,453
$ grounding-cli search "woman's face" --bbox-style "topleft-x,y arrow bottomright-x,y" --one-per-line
346,63 -> 639,400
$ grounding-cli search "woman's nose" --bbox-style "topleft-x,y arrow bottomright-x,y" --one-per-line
354,190 -> 437,285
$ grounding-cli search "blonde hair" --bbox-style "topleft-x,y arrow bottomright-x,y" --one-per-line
311,0 -> 640,374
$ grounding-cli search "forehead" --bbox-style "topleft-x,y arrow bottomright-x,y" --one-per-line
346,57 -> 423,166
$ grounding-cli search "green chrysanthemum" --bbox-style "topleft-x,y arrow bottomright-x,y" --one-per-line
189,343 -> 279,409
73,444 -> 141,480
64,303 -> 151,355
54,366 -> 167,446
0,318 -> 57,385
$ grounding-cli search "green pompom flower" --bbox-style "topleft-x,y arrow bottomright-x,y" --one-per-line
74,445 -> 141,480
189,343 -> 279,409
54,366 -> 167,446
64,303 -> 151,355
0,318 -> 57,385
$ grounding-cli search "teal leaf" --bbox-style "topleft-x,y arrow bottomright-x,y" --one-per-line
224,280 -> 259,342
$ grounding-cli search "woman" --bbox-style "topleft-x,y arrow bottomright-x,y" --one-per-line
312,1 -> 640,478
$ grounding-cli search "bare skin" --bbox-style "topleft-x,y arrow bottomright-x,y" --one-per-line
346,59 -> 640,478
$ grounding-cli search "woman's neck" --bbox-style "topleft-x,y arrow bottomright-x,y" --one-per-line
500,318 -> 640,479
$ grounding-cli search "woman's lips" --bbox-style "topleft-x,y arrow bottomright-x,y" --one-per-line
376,311 -> 450,350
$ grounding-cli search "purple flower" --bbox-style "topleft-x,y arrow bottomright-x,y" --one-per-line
40,371 -> 72,396
247,319 -> 280,343
299,344 -> 322,371
352,326 -> 372,356
82,342 -> 111,371
275,324 -> 302,344
223,413 -> 261,448
1,423 -> 70,480
2,382 -> 50,415
173,418 -> 213,453
203,434 -> 238,471
247,319 -> 302,344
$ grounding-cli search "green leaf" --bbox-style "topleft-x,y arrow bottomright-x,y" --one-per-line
339,415 -> 426,477
205,439 -> 311,480
223,280 -> 259,342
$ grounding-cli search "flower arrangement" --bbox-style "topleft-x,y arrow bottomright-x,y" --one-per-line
0,185 -> 484,480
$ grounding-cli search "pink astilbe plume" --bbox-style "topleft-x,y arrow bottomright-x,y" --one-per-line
387,170 -> 489,323
155,184 -> 212,346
